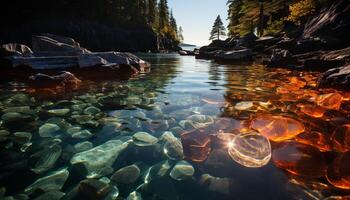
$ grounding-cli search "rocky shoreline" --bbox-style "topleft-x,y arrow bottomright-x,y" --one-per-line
195,0 -> 350,91
0,34 -> 151,93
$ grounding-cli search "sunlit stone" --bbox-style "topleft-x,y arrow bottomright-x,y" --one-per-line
331,124 -> 350,153
47,109 -> 70,117
228,130 -> 271,168
251,115 -> 305,142
161,132 -> 184,160
187,114 -> 214,129
170,160 -> 195,181
326,152 -> 350,190
132,132 -> 158,147
181,129 -> 211,162
297,104 -> 326,118
316,93 -> 343,110
234,101 -> 254,111
39,123 -> 61,138
111,164 -> 140,184
70,140 -> 129,178
272,142 -> 327,177
295,131 -> 332,152
288,77 -> 306,88
25,168 -> 69,194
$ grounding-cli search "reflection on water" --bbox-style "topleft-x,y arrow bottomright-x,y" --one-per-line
0,54 -> 350,199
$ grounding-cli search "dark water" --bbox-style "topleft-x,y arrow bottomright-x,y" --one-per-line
0,54 -> 350,200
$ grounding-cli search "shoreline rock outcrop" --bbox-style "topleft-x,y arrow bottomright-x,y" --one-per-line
0,33 -> 151,91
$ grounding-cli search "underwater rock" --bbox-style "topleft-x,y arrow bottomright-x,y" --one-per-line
31,144 -> 62,174
47,109 -> 70,117
272,142 -> 327,177
70,140 -> 129,178
326,151 -> 350,189
25,168 -> 69,194
71,129 -> 93,139
78,179 -> 111,200
181,129 -> 211,162
295,131 -> 332,152
39,123 -> 61,138
234,101 -> 254,111
1,112 -> 36,128
161,132 -> 184,160
127,191 -> 142,200
187,114 -> 214,129
3,106 -> 32,114
251,115 -> 305,142
228,130 -> 271,168
331,124 -> 350,152
297,104 -> 325,118
13,132 -> 32,144
169,160 -> 195,181
84,106 -> 101,115
132,132 -> 158,147
33,191 -> 65,200
316,93 -> 343,110
110,164 -> 140,184
199,174 -> 231,195
74,141 -> 94,153
0,130 -> 10,142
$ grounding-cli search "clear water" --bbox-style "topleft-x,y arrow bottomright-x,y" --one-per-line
0,54 -> 350,200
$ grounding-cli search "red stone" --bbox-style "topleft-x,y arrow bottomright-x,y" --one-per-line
326,151 -> 350,189
295,131 -> 332,152
316,93 -> 343,110
272,142 -> 327,177
251,115 -> 305,142
331,125 -> 350,153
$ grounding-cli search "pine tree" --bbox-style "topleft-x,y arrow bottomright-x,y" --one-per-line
147,0 -> 157,27
169,10 -> 178,39
158,0 -> 170,35
209,15 -> 226,41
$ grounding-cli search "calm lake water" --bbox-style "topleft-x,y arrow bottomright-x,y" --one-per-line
0,54 -> 350,200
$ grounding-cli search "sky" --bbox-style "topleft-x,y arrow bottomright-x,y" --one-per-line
168,0 -> 229,46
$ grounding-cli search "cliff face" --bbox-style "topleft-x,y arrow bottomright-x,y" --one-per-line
0,19 -> 160,52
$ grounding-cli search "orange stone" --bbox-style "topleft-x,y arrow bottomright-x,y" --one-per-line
181,129 -> 211,162
297,103 -> 326,118
251,115 -> 305,142
326,152 -> 350,189
288,77 -> 306,88
295,131 -> 332,152
316,93 -> 343,110
272,142 -> 327,177
201,98 -> 225,106
331,125 -> 350,153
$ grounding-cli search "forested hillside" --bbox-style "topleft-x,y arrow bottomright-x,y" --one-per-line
0,0 -> 181,51
227,0 -> 333,37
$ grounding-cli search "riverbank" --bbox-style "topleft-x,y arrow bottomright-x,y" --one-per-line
196,0 -> 350,91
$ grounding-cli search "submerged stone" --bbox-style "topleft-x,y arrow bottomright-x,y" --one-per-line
70,140 -> 129,178
326,151 -> 350,189
78,179 -> 111,200
13,132 -> 32,144
33,191 -> 65,200
161,132 -> 184,160
84,106 -> 101,115
331,124 -> 350,152
228,130 -> 271,168
25,168 -> 69,194
295,131 -> 332,152
132,132 -> 158,147
316,93 -> 343,110
187,114 -> 214,129
110,164 -> 140,184
251,115 -> 305,142
272,142 -> 327,177
234,101 -> 254,111
31,144 -> 62,174
297,104 -> 326,118
47,109 -> 70,116
71,129 -> 93,139
181,129 -> 211,162
169,160 -> 195,181
39,123 -> 61,138
74,141 -> 94,153
199,174 -> 230,195
127,191 -> 142,200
